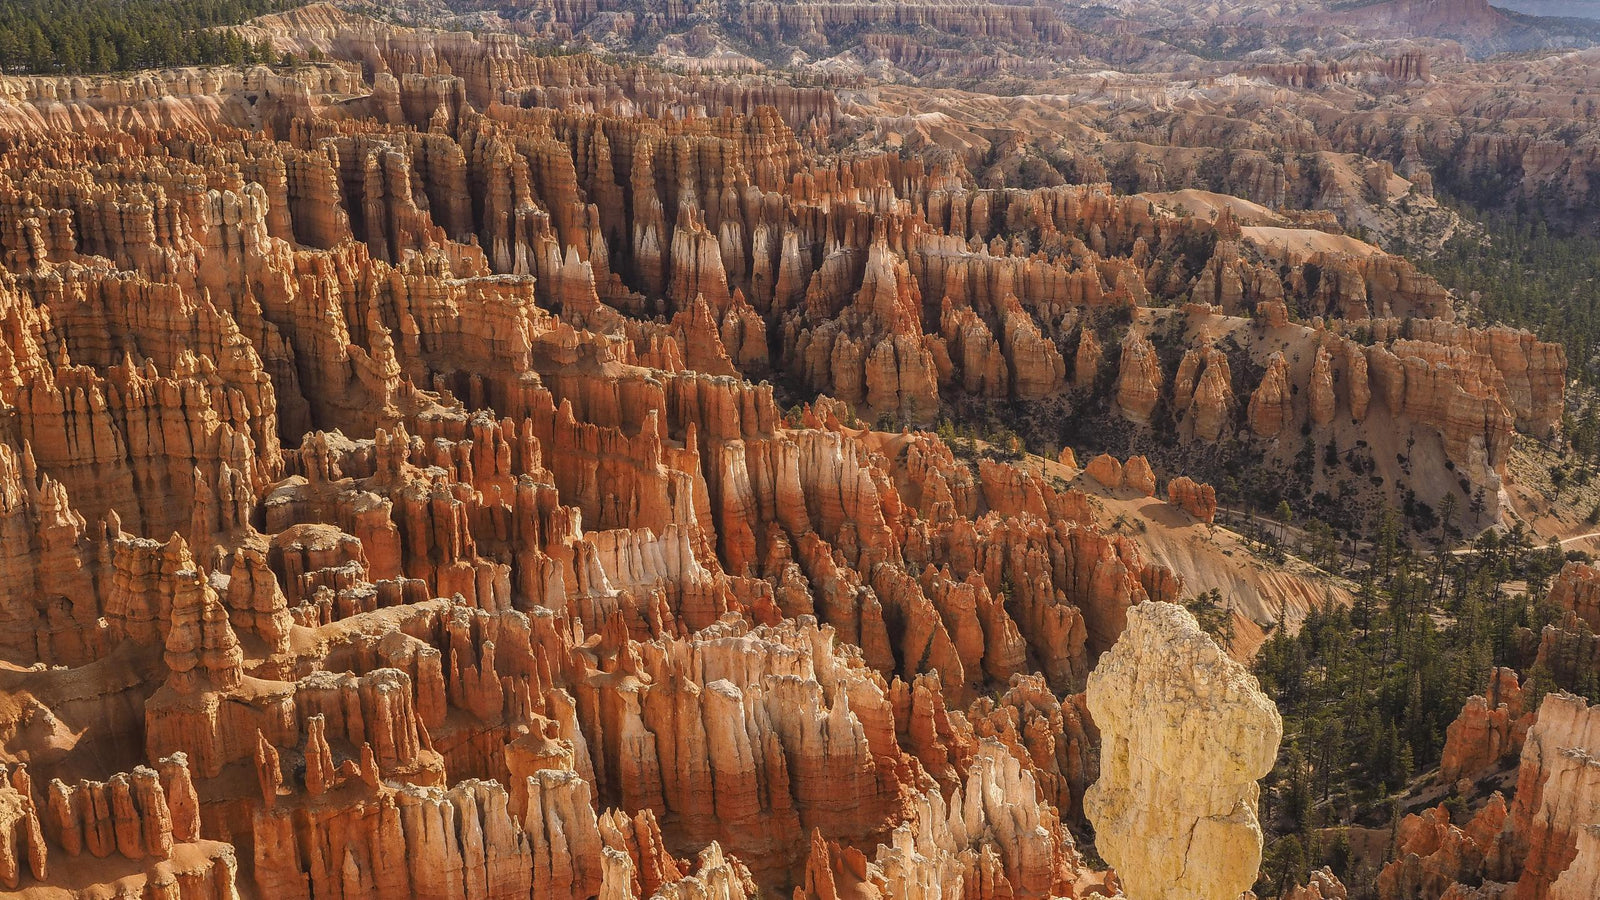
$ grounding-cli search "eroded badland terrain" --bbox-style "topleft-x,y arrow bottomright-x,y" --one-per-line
3,1 -> 1600,898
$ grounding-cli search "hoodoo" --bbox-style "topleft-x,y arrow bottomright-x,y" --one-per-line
1086,601 -> 1283,899
0,0 -> 1596,897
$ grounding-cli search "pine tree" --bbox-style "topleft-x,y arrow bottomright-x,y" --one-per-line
0,0 -> 307,74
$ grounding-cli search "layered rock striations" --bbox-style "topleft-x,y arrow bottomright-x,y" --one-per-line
0,22 -> 1166,896
1084,601 -> 1283,900
0,8 -> 1574,900
1389,691 -> 1600,900
1438,667 -> 1529,787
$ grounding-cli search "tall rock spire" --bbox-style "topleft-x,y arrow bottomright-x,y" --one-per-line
1085,601 -> 1282,900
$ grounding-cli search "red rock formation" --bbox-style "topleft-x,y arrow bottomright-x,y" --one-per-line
1166,476 -> 1217,523
1115,332 -> 1163,424
1549,562 -> 1600,632
1074,327 -> 1103,389
1288,868 -> 1350,900
1439,667 -> 1528,786
1408,676 -> 1600,899
1122,455 -> 1156,497
1378,799 -> 1505,900
0,766 -> 45,889
1085,453 -> 1124,490
1175,346 -> 1235,443
0,440 -> 110,666
1501,693 -> 1600,900
1309,346 -> 1337,427
787,237 -> 942,423
1249,352 -> 1293,437
3,754 -> 241,899
1388,691 -> 1600,899
0,10 -> 1574,900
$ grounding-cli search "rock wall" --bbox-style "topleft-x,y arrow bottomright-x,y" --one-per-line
1084,601 -> 1283,899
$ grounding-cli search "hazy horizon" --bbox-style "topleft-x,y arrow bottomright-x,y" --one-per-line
1500,0 -> 1600,20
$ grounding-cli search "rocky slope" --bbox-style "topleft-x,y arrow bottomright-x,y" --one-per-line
0,1 -> 1594,897
0,9 -> 1407,899
1366,558 -> 1600,900
0,6 -> 1553,541
1379,690 -> 1600,900
408,0 -> 1597,67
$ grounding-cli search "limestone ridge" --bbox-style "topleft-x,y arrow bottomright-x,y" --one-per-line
1085,601 -> 1284,900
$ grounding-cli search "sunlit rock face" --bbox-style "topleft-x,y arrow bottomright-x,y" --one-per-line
1085,601 -> 1283,900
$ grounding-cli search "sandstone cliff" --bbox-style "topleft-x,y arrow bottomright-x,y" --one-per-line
1085,601 -> 1283,899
